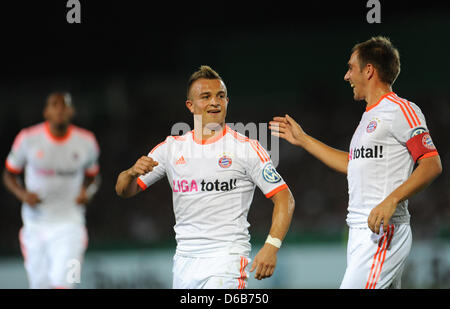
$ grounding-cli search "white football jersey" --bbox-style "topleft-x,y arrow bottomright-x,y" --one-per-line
137,125 -> 288,257
347,92 -> 438,227
5,122 -> 100,226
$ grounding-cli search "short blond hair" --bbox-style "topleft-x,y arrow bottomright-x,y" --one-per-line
186,65 -> 224,99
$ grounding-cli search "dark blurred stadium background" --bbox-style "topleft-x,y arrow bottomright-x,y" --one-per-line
0,1 -> 449,288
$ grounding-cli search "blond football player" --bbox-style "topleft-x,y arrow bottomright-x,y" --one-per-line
116,66 -> 295,289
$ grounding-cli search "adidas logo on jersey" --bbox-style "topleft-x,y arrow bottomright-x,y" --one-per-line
176,156 -> 186,165
349,145 -> 383,160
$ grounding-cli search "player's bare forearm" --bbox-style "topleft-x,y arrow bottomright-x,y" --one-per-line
2,169 -> 40,205
115,168 -> 141,198
82,175 -> 96,189
270,115 -> 348,174
76,175 -> 99,205
268,187 -> 295,241
389,155 -> 442,203
250,188 -> 295,280
302,134 -> 349,174
3,169 -> 26,201
368,155 -> 442,233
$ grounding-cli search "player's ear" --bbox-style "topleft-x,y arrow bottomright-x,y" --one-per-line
366,63 -> 375,80
186,100 -> 194,114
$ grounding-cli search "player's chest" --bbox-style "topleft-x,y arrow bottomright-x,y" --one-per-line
167,150 -> 247,194
27,140 -> 88,170
351,113 -> 392,147
168,150 -> 245,180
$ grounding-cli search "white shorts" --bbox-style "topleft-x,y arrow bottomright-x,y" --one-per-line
172,253 -> 251,289
19,223 -> 88,289
340,224 -> 412,289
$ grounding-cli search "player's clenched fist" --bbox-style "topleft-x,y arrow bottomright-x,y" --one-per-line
128,156 -> 159,177
116,156 -> 159,198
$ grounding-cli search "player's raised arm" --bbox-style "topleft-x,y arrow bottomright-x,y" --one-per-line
269,114 -> 349,174
115,156 -> 158,198
250,187 -> 295,280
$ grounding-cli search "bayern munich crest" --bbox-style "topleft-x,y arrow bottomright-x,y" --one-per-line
218,155 -> 232,168
422,133 -> 435,150
366,120 -> 378,133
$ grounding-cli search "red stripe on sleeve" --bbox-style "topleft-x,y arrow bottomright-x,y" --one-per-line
418,151 -> 439,161
386,96 -> 414,128
136,177 -> 148,191
85,165 -> 100,177
5,160 -> 22,174
265,184 -> 288,198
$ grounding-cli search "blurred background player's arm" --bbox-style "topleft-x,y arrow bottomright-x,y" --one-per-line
76,174 -> 100,205
250,187 -> 295,280
115,156 -> 158,198
270,114 -> 349,174
2,169 -> 41,206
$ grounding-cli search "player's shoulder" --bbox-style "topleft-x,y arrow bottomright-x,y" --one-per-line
225,125 -> 269,150
225,126 -> 271,163
71,124 -> 99,145
18,122 -> 46,138
166,130 -> 192,143
225,126 -> 250,143
11,122 -> 45,149
148,132 -> 190,154
71,124 -> 96,138
382,92 -> 422,113
23,121 -> 45,133
382,92 -> 427,131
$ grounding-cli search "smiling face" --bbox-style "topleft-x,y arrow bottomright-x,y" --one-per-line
344,51 -> 368,101
186,78 -> 229,131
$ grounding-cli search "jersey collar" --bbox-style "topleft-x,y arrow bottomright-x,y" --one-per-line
366,91 -> 395,112
192,125 -> 228,145
44,121 -> 73,143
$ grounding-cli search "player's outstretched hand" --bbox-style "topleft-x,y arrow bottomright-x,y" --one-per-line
368,197 -> 398,234
269,114 -> 306,147
249,243 -> 278,280
21,192 -> 41,207
128,156 -> 159,177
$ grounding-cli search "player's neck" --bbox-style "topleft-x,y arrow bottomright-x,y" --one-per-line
194,122 -> 226,141
365,85 -> 393,110
47,121 -> 71,137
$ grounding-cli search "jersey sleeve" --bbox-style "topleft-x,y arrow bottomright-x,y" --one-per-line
5,129 -> 28,174
84,133 -> 100,177
391,101 -> 439,163
137,138 -> 168,191
246,139 -> 288,198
